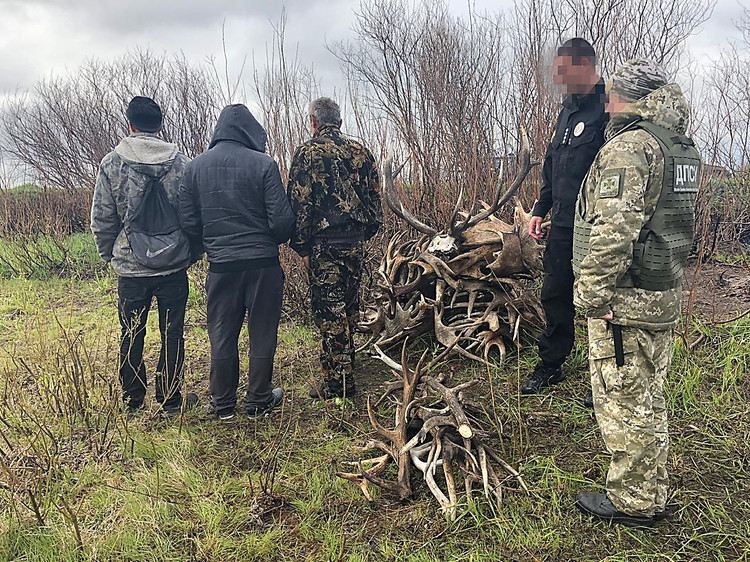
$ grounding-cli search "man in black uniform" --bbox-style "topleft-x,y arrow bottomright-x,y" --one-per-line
522,38 -> 608,399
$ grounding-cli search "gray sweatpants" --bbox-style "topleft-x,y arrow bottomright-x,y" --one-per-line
206,264 -> 283,415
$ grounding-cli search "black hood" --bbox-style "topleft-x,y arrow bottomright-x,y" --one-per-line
209,104 -> 267,152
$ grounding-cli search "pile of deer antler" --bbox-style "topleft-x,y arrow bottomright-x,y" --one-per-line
361,129 -> 545,367
337,340 -> 529,519
340,131 -> 542,515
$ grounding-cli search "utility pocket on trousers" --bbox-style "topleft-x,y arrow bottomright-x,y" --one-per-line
590,325 -> 639,393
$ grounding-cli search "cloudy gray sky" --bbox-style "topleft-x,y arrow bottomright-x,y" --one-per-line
0,0 -> 745,97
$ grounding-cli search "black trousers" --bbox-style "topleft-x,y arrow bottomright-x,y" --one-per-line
537,226 -> 576,369
206,264 -> 283,416
118,270 -> 188,409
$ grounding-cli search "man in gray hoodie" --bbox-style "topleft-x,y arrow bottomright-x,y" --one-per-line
91,96 -> 197,416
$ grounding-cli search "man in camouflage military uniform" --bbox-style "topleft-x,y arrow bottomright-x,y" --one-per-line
572,60 -> 700,527
288,97 -> 382,400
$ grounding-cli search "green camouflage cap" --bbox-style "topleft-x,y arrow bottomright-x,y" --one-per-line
607,58 -> 667,102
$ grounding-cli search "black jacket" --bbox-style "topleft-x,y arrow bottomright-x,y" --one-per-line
532,80 -> 608,228
179,105 -> 294,270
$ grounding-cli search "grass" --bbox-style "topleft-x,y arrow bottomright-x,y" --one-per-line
2,183 -> 45,194
0,233 -> 103,279
0,243 -> 748,560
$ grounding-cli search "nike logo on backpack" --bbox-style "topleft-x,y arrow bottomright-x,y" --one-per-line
146,243 -> 175,258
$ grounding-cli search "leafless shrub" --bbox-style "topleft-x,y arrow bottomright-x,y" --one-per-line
333,0 -> 512,227
252,10 -> 319,181
545,0 -> 715,76
0,187 -> 91,237
1,49 -> 224,191
0,187 -> 99,278
693,8 -> 750,256
0,320 -> 125,530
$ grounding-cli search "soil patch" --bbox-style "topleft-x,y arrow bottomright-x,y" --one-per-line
683,260 -> 750,320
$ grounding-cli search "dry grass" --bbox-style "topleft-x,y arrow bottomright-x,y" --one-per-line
0,252 -> 747,560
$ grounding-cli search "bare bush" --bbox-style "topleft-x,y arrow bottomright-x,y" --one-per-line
1,50 -> 224,190
0,321 -> 124,528
0,187 -> 91,237
333,0 -> 511,226
252,11 -> 319,181
544,0 -> 715,76
693,8 -> 750,254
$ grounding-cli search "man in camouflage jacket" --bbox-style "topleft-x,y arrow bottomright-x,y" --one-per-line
91,96 -> 195,416
572,59 -> 699,527
288,97 -> 382,400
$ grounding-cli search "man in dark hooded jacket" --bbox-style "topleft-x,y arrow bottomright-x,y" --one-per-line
91,96 -> 197,416
179,104 -> 294,421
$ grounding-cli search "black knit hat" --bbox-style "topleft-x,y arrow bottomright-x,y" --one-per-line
557,37 -> 596,65
126,96 -> 162,133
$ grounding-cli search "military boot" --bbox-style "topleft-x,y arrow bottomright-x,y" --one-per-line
521,363 -> 565,394
309,375 -> 356,400
575,491 -> 654,528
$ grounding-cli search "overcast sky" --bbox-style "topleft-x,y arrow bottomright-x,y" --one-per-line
0,0 -> 745,98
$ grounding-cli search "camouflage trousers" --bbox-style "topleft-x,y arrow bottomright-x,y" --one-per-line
309,241 -> 365,390
588,318 -> 672,516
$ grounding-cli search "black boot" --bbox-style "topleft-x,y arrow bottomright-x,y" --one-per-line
162,392 -> 199,417
575,491 -> 654,528
583,392 -> 594,409
521,363 -> 565,394
309,377 -> 356,400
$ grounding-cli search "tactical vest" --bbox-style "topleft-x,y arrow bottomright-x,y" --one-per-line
572,120 -> 701,291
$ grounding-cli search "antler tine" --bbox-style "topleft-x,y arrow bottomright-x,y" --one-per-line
400,336 -> 409,367
383,156 -> 438,237
414,347 -> 431,377
447,185 -> 465,233
451,127 -> 536,237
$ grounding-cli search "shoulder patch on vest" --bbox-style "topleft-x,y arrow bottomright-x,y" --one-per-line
598,169 -> 624,198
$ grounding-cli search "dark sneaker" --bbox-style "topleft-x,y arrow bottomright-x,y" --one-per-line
308,380 -> 356,400
576,491 -> 654,528
206,402 -> 235,421
126,402 -> 146,417
246,387 -> 284,418
162,393 -> 200,417
583,392 -> 594,409
521,364 -> 565,395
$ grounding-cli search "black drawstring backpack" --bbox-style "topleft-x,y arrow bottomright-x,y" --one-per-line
125,169 -> 190,270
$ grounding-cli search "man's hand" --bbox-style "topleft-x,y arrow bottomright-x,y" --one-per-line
595,310 -> 614,321
529,216 -> 545,240
303,256 -> 310,269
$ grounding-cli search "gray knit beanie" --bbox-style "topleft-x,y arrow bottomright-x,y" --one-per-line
607,58 -> 668,102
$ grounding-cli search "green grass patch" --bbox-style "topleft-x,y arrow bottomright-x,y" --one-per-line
0,275 -> 748,561
0,233 -> 103,279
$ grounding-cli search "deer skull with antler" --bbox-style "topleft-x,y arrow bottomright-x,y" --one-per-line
383,128 -> 536,255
